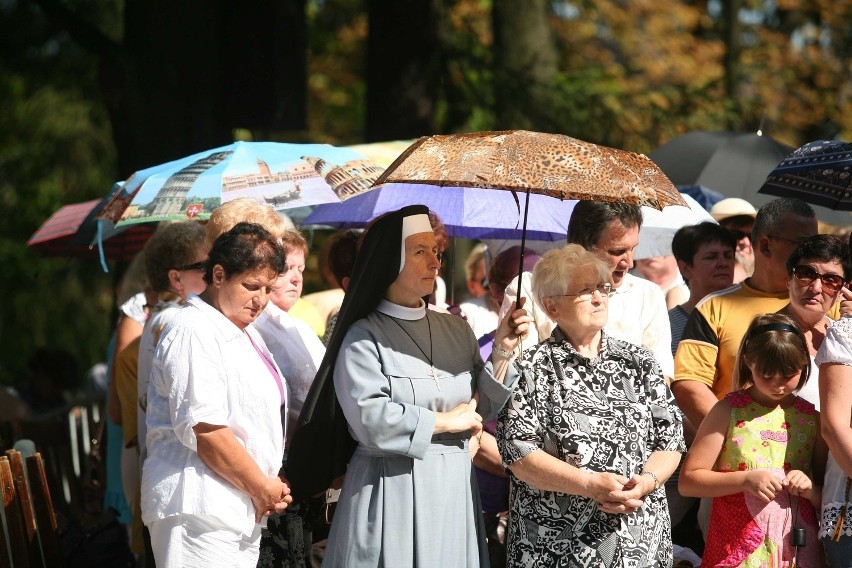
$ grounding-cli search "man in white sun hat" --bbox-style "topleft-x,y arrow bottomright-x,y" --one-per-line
710,197 -> 758,281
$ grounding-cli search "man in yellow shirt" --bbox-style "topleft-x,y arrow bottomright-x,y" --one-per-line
673,198 -> 823,429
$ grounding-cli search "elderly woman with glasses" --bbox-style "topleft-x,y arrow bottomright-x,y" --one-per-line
497,244 -> 685,567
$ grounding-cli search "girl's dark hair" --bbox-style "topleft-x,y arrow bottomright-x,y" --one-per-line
203,222 -> 286,284
733,313 -> 810,391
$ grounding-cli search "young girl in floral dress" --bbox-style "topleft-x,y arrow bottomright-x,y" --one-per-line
680,313 -> 828,567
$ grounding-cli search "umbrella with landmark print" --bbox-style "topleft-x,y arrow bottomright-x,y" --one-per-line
97,141 -> 384,227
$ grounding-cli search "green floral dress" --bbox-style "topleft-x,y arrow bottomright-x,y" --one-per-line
703,390 -> 820,567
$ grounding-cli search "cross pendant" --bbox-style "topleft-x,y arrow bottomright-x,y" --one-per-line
430,366 -> 441,390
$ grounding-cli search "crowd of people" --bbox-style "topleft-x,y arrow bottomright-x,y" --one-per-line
31,193 -> 852,567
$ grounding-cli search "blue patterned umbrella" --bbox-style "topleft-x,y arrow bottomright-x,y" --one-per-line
759,140 -> 852,211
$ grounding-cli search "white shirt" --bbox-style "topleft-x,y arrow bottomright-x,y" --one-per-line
254,302 -> 325,449
815,316 -> 852,539
816,316 -> 852,367
137,300 -> 181,466
120,292 -> 148,326
796,357 -> 820,411
459,296 -> 499,340
141,296 -> 285,535
500,271 -> 674,377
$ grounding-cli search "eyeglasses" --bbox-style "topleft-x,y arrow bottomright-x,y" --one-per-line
791,265 -> 845,293
176,260 -> 207,272
768,235 -> 807,247
551,283 -> 615,301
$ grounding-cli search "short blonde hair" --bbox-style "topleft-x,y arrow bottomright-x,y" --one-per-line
531,244 -> 610,313
205,198 -> 289,250
465,243 -> 487,281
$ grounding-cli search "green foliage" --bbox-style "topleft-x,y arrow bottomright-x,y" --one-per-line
2,0 -> 850,389
0,3 -> 117,387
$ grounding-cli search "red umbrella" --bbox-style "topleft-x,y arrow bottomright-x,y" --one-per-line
28,198 -> 154,261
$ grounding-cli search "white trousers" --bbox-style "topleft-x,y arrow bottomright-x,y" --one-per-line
148,514 -> 261,568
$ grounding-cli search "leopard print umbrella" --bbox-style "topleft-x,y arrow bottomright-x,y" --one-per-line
373,130 -> 685,211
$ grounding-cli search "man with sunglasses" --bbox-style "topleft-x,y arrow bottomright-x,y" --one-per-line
673,198 -> 824,432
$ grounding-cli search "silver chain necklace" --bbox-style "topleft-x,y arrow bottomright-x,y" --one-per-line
382,311 -> 441,390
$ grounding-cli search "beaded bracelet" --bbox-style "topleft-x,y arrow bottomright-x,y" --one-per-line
642,470 -> 660,492
491,344 -> 517,360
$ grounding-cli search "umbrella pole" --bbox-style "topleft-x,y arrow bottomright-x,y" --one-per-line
515,188 -> 532,355
516,188 -> 531,294
449,235 -> 456,305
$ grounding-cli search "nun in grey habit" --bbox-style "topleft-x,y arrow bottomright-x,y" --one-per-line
287,205 -> 530,567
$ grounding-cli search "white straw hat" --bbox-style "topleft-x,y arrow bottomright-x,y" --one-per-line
709,198 -> 757,222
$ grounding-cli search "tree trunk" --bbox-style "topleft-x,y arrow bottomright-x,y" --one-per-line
36,0 -> 307,177
722,0 -> 742,127
492,0 -> 558,131
365,0 -> 441,141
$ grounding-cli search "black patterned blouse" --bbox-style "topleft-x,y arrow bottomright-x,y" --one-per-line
497,327 -> 685,568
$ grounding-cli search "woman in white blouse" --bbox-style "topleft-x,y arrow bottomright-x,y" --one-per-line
818,230 -> 852,566
142,222 -> 292,568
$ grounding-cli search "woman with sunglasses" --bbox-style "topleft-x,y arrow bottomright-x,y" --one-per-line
497,244 -> 685,567
777,234 -> 852,410
791,235 -> 852,568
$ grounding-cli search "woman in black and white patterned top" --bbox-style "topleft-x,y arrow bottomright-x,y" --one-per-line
497,244 -> 685,567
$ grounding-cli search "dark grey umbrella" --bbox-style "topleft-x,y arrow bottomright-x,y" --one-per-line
651,131 -> 852,226
650,131 -> 791,197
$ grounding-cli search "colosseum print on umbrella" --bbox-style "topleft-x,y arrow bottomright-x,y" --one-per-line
97,141 -> 385,227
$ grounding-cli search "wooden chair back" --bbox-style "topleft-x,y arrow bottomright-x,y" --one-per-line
0,451 -> 64,567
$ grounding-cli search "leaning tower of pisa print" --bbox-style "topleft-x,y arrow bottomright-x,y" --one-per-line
145,150 -> 233,217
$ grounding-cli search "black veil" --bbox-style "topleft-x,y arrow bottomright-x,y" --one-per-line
286,205 -> 430,498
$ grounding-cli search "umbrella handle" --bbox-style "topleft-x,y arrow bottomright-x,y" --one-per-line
96,219 -> 109,273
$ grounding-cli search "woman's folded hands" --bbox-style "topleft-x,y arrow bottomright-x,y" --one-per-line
253,475 -> 293,523
583,471 -> 648,515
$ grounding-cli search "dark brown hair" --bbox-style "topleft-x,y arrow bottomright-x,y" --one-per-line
733,313 -> 810,391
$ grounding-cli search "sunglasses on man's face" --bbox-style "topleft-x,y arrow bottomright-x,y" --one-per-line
791,265 -> 845,293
